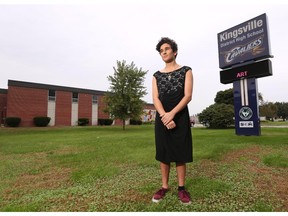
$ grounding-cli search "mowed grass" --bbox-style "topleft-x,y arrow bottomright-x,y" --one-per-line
0,125 -> 287,212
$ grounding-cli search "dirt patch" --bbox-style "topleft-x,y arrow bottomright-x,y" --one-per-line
221,146 -> 288,211
193,159 -> 220,178
3,167 -> 72,200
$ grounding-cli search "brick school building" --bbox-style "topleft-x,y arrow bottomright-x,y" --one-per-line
0,80 -> 155,127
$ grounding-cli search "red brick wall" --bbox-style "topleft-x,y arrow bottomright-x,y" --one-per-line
4,81 -> 155,127
7,86 -> 48,127
0,92 -> 7,125
114,119 -> 123,125
97,95 -> 109,119
55,91 -> 72,126
78,93 -> 92,125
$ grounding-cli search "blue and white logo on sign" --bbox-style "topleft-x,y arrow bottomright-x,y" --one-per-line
239,107 -> 253,120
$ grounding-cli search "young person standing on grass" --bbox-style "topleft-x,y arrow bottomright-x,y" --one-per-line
152,37 -> 193,204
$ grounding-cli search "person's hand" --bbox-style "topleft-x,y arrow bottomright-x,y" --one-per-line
166,120 -> 176,130
161,112 -> 175,126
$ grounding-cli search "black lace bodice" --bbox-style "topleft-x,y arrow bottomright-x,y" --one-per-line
153,66 -> 191,98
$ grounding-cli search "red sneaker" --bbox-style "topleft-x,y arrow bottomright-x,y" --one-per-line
152,188 -> 169,203
178,190 -> 191,204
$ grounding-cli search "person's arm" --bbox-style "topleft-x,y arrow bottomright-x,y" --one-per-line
161,70 -> 193,126
152,76 -> 166,116
152,76 -> 176,129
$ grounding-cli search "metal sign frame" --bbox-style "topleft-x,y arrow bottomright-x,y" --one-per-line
218,13 -> 271,69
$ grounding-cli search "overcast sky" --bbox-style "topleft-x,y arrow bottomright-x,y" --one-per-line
0,1 -> 287,115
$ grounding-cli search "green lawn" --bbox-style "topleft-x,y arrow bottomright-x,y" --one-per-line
0,125 -> 287,212
261,120 -> 288,126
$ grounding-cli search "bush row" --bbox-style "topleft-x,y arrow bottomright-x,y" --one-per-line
4,117 -> 115,127
34,117 -> 51,127
129,119 -> 142,125
98,118 -> 113,125
4,116 -> 52,127
4,117 -> 148,127
78,118 -> 89,126
4,117 -> 21,127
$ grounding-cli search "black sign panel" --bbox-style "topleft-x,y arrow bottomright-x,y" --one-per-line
218,13 -> 271,69
220,59 -> 272,84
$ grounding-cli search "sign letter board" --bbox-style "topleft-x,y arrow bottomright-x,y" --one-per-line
218,13 -> 271,69
220,59 -> 272,84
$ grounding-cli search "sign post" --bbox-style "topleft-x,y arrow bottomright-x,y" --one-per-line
233,78 -> 261,135
217,13 -> 273,136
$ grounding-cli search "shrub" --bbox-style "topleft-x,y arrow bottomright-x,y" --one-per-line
198,103 -> 234,129
78,118 -> 89,126
33,116 -> 51,127
98,118 -> 113,126
130,119 -> 142,125
5,117 -> 21,127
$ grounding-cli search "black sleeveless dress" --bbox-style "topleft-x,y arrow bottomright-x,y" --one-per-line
153,66 -> 193,163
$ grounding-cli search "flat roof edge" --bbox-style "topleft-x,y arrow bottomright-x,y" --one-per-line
8,80 -> 107,95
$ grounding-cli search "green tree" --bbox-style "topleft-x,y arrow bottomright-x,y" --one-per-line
275,102 -> 288,121
258,92 -> 264,105
259,101 -> 278,120
198,103 -> 234,129
214,88 -> 234,105
199,88 -> 234,129
104,60 -> 148,130
215,88 -> 264,106
199,88 -> 264,129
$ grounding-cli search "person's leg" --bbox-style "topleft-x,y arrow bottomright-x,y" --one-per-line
176,162 -> 186,187
176,162 -> 191,204
152,162 -> 170,202
160,162 -> 170,189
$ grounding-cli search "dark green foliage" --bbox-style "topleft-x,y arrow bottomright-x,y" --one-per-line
33,117 -> 51,127
5,117 -> 21,127
259,102 -> 278,120
275,102 -> 288,121
78,118 -> 89,126
214,88 -> 234,105
198,104 -> 234,128
130,119 -> 142,125
98,118 -> 113,125
199,88 -> 235,129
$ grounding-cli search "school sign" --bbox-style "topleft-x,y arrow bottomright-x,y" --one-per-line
217,13 -> 273,136
218,13 -> 271,70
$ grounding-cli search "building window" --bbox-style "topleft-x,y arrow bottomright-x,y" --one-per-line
72,92 -> 78,103
48,90 -> 56,101
92,95 -> 98,104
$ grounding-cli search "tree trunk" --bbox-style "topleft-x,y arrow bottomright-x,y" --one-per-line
122,119 -> 125,130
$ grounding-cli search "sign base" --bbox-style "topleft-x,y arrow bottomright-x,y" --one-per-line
233,78 -> 261,136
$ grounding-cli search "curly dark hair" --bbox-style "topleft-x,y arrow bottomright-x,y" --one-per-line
156,37 -> 178,54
